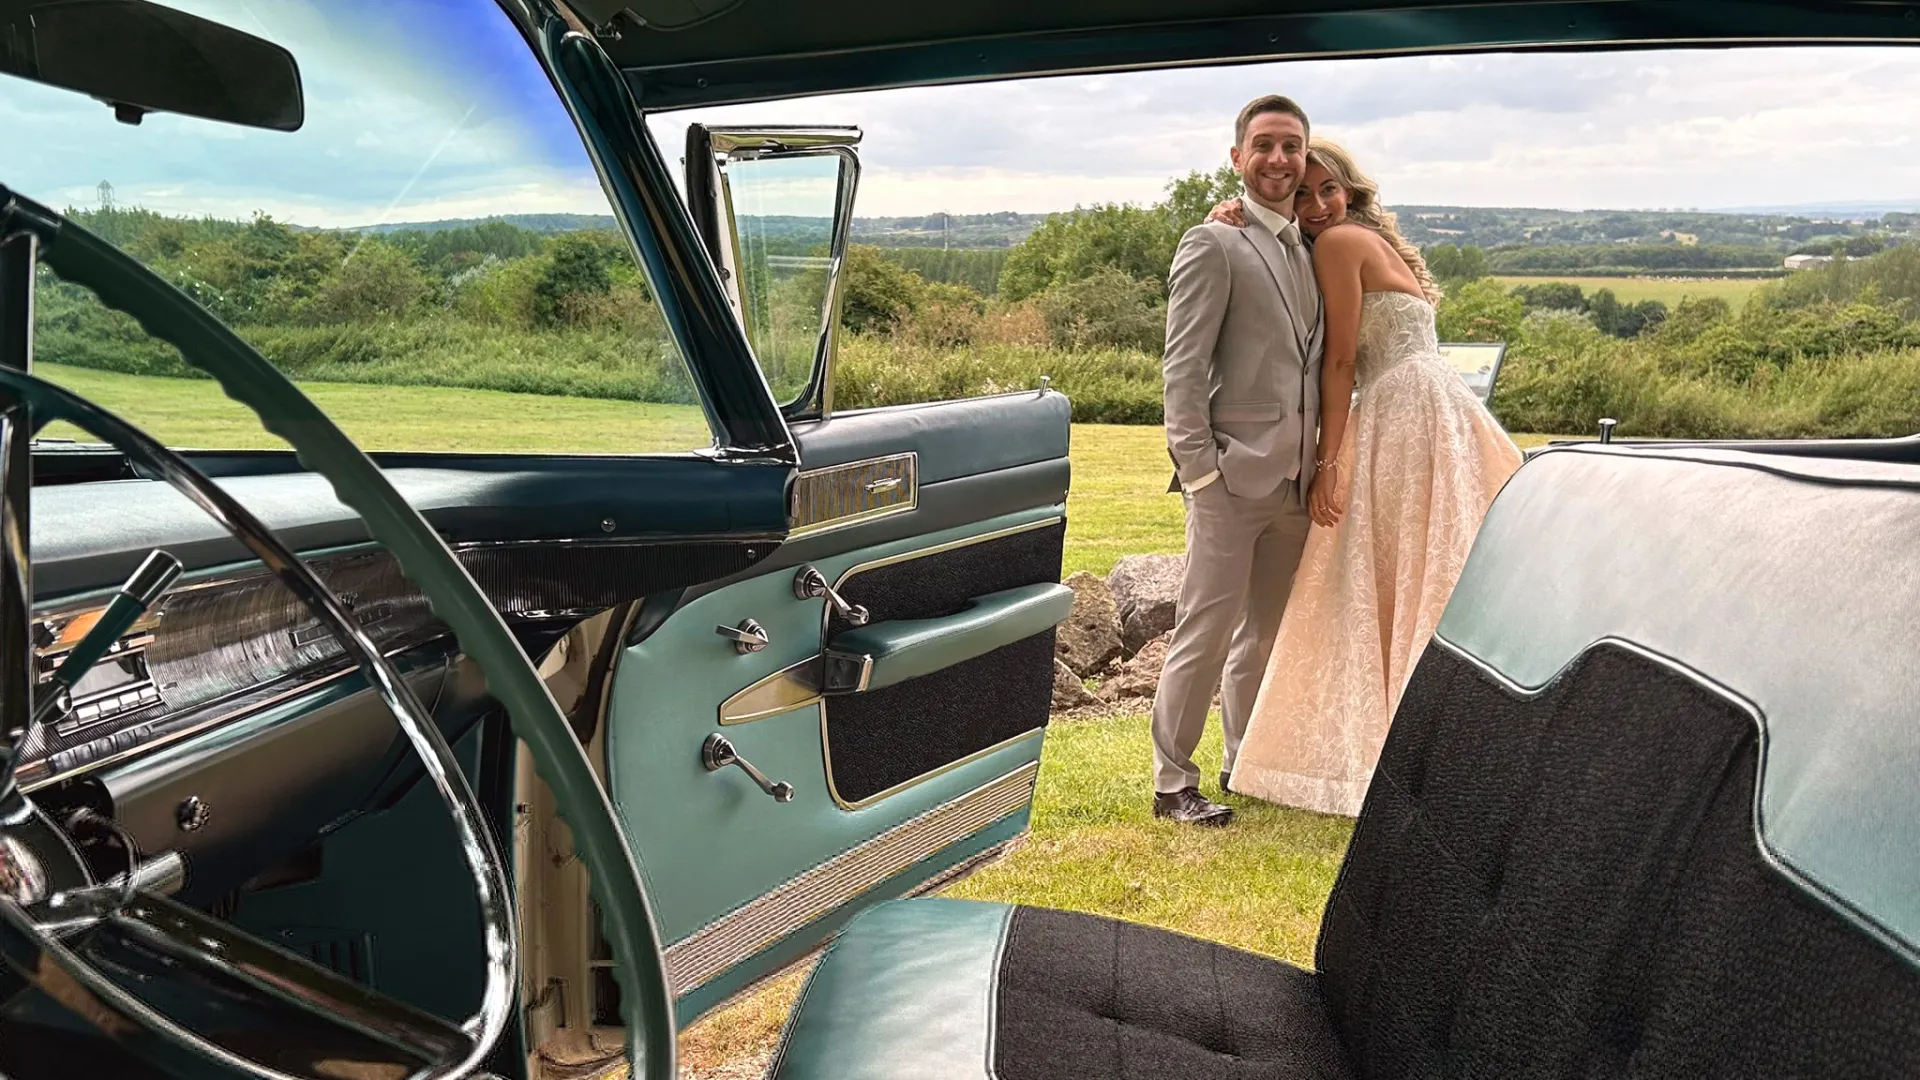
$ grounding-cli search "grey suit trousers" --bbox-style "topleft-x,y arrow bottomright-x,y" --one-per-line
1150,477 -> 1312,793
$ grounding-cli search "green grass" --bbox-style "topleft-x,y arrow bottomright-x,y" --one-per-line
1492,275 -> 1766,307
35,363 -> 712,454
36,366 -> 1564,578
946,713 -> 1355,959
1063,424 -> 1565,578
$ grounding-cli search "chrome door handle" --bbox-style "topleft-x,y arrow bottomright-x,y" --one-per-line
792,565 -> 869,626
715,618 -> 770,654
701,734 -> 795,802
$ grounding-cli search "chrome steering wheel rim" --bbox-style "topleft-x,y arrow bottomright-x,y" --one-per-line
0,189 -> 677,1080
0,368 -> 514,1079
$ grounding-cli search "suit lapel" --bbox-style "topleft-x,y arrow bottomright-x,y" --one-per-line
1238,224 -> 1312,361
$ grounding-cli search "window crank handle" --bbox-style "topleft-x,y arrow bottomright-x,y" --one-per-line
792,565 -> 869,626
701,734 -> 795,802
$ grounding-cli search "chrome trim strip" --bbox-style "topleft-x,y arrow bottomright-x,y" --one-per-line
829,515 -> 1062,591
718,657 -> 823,726
662,759 -> 1039,996
788,452 -> 918,538
17,643 -> 448,793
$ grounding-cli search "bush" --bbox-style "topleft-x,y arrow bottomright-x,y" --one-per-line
1035,268 -> 1167,353
1427,244 -> 1490,286
835,337 -> 1163,424
998,204 -> 1178,302
309,241 -> 433,323
1511,281 -> 1586,312
840,245 -> 928,334
533,233 -> 620,327
1759,244 -> 1920,317
1435,278 -> 1524,343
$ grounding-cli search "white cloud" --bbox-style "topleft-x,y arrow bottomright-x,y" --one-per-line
9,7 -> 1920,231
650,46 -> 1920,216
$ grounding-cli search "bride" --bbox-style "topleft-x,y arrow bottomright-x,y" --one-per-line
1210,140 -> 1523,817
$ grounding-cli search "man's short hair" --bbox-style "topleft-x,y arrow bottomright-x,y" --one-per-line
1235,95 -> 1311,146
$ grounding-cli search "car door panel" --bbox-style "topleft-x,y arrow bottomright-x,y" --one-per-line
606,504 -> 1061,1016
601,124 -> 1069,1023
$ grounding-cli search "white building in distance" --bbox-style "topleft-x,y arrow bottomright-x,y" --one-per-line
1785,253 -> 1835,270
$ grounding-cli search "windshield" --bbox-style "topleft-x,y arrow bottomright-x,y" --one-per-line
6,0 -> 713,455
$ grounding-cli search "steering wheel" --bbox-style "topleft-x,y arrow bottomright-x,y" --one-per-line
0,189 -> 675,1080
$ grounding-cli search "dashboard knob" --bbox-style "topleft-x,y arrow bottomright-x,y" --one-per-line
175,795 -> 211,833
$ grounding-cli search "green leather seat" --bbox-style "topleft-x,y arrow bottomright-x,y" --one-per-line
766,897 -> 1351,1080
766,449 -> 1920,1080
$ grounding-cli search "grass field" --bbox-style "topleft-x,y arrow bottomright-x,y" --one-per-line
35,363 -> 713,454
1063,424 -> 1562,577
38,366 -> 1557,579
1492,275 -> 1767,307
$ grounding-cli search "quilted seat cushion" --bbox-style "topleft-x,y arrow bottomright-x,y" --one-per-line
996,905 -> 1353,1080
766,898 -> 1352,1080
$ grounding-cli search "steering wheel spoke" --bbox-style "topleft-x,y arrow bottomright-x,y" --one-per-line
0,187 -> 675,1079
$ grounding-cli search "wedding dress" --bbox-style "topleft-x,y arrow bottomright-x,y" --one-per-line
1229,290 -> 1522,816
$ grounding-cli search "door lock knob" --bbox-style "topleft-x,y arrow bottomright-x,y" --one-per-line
793,565 -> 869,626
701,734 -> 795,802
716,618 -> 770,654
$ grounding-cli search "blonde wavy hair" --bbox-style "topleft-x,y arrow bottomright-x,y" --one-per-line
1305,139 -> 1443,304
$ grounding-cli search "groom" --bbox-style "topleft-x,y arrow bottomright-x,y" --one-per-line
1150,95 -> 1324,825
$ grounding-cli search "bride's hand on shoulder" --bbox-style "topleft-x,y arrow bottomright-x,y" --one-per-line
1204,197 -> 1246,227
1308,466 -> 1345,528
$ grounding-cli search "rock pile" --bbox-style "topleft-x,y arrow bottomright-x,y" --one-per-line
1050,555 -> 1184,711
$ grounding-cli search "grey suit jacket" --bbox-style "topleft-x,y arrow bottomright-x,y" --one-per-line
1161,221 -> 1324,499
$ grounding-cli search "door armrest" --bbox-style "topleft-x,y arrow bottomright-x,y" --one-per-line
821,582 -> 1073,694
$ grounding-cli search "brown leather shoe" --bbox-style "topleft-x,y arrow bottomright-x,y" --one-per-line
1153,787 -> 1233,825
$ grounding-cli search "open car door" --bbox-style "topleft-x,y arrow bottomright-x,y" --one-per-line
601,124 -> 1072,1022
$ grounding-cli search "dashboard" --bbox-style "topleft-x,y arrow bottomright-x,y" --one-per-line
18,452 -> 791,900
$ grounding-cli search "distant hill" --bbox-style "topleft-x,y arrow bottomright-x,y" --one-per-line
347,210 -> 1049,248
1706,200 -> 1920,218
353,213 -> 618,235
340,205 -> 1918,258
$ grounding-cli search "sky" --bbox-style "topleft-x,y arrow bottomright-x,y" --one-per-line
5,3 -> 1919,227
652,47 -> 1920,217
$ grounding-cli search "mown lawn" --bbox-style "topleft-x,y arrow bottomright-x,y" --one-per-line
34,363 -> 713,455
1491,274 -> 1767,307
1064,424 -> 1564,577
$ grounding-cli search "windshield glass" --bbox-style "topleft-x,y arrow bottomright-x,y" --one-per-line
7,0 -> 713,455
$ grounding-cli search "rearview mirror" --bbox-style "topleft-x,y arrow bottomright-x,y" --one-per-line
0,0 -> 303,131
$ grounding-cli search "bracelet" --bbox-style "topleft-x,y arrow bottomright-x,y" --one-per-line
1314,458 -> 1339,471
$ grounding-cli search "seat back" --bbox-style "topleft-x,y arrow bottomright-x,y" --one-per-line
1317,446 -> 1920,1079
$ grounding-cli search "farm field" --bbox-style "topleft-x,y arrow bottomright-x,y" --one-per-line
1491,275 -> 1767,307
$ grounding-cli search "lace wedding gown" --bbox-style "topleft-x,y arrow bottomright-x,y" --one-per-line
1229,291 -> 1522,816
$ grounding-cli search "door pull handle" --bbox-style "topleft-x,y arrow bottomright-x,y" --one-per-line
701,734 -> 795,802
792,565 -> 869,626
